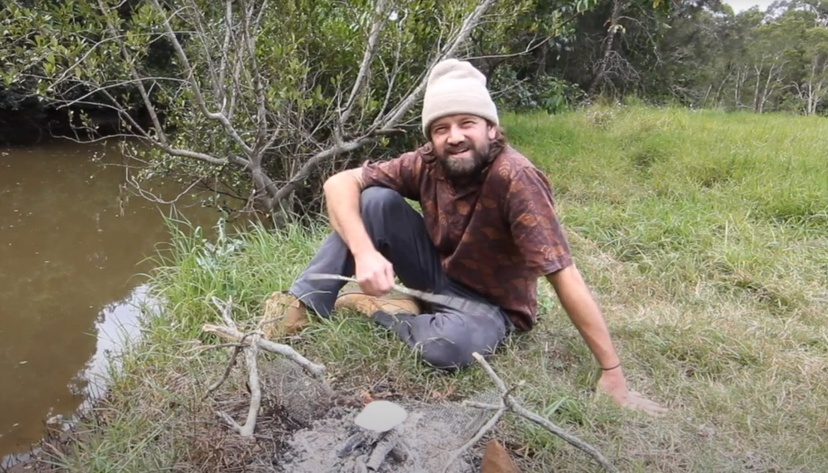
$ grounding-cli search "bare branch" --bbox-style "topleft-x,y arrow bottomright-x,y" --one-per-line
380,0 -> 497,127
125,170 -> 206,206
202,323 -> 327,380
204,296 -> 329,437
96,88 -> 154,138
269,135 -> 376,205
48,36 -> 119,88
51,76 -> 188,111
148,0 -> 253,155
238,332 -> 262,437
465,35 -> 549,62
371,41 -> 404,128
96,0 -> 169,144
238,0 -> 268,153
218,0 -> 233,113
202,343 -> 243,401
208,296 -> 261,437
184,0 -> 223,105
216,411 -> 245,436
157,144 -> 230,166
444,353 -> 619,473
341,0 -> 389,129
442,401 -> 507,473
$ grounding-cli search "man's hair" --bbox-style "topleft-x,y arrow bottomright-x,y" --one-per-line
492,124 -> 508,145
487,125 -> 508,160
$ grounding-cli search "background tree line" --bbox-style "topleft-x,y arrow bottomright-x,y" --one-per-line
1,0 -> 825,220
483,0 -> 827,116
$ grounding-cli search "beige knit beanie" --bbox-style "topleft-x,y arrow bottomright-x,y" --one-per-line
421,59 -> 499,137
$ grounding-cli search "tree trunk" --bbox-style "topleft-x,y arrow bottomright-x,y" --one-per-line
587,0 -> 626,96
753,62 -> 763,113
734,66 -> 748,108
714,66 -> 734,108
805,60 -> 824,115
759,60 -> 784,114
807,78 -> 815,115
701,84 -> 712,108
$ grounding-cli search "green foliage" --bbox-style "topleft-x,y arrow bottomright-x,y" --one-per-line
1,0 -> 524,213
491,65 -> 586,114
644,0 -> 828,115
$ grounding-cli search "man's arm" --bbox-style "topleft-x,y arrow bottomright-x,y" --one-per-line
323,169 -> 395,295
546,264 -> 668,415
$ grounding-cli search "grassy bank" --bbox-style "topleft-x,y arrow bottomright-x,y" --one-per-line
44,106 -> 827,472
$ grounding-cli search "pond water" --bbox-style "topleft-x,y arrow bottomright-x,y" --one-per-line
0,139 -> 219,463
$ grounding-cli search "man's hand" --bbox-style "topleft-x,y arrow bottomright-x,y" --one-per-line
597,367 -> 668,416
354,250 -> 395,296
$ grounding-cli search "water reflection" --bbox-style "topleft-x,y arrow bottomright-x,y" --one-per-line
77,283 -> 152,403
0,140 -> 216,460
0,283 -> 150,469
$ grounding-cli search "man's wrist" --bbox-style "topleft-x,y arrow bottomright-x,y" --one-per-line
601,362 -> 622,371
351,244 -> 378,260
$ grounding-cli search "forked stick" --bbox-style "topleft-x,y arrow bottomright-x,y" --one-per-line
443,352 -> 618,473
204,297 -> 329,438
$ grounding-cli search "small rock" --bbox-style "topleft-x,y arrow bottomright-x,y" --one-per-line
354,400 -> 407,433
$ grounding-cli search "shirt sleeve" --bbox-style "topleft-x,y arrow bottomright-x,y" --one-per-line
505,167 -> 573,276
361,151 -> 422,200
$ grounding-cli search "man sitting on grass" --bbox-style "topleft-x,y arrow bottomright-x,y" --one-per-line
265,58 -> 666,415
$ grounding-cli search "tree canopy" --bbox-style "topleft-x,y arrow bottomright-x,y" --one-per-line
1,0 -> 825,218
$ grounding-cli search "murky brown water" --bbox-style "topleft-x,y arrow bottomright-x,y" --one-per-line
0,139 -> 217,461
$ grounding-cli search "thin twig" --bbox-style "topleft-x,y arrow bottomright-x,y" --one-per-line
216,410 -> 244,433
461,401 -> 500,410
442,404 -> 507,473
147,0 -> 253,155
508,401 -> 616,471
214,333 -> 261,437
340,0 -> 389,129
204,298 -> 327,437
379,0 -> 497,126
239,332 -> 261,437
212,296 -> 238,330
201,324 -> 327,380
202,342 -> 244,401
191,342 -> 248,352
366,429 -> 400,471
442,362 -> 526,472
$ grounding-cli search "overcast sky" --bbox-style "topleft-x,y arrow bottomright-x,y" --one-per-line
722,0 -> 776,12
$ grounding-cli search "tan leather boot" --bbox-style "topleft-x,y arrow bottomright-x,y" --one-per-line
334,292 -> 421,317
261,292 -> 309,339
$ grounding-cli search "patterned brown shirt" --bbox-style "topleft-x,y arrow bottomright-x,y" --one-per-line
361,143 -> 573,331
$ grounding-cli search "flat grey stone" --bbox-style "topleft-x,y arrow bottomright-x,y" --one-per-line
354,400 -> 408,433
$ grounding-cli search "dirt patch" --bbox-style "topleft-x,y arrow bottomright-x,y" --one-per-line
3,355 -> 497,473
276,402 -> 486,472
265,356 -> 493,472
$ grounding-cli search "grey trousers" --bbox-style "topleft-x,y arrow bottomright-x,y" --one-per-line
289,187 -> 513,369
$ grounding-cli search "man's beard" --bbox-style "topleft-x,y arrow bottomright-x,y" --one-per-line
437,140 -> 490,179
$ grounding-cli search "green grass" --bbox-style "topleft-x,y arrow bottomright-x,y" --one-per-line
41,106 -> 828,472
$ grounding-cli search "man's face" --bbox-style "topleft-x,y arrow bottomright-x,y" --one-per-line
429,114 -> 497,179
